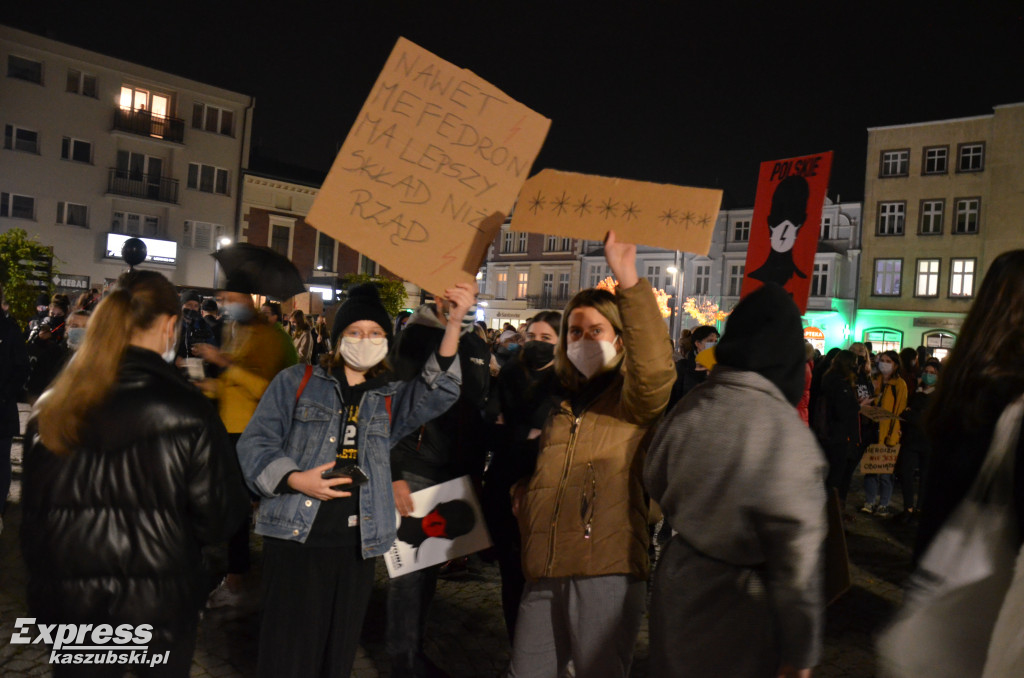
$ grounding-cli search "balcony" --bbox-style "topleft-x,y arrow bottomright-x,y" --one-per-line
526,294 -> 573,309
113,107 -> 185,143
107,169 -> 179,204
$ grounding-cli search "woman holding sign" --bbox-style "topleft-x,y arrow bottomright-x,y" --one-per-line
860,350 -> 908,517
237,282 -> 474,678
509,231 -> 676,678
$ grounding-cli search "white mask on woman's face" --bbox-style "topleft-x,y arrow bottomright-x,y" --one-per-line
878,361 -> 894,376
162,327 -> 178,364
339,337 -> 388,372
566,339 -> 618,379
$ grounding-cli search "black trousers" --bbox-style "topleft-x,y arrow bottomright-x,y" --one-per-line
258,537 -> 375,678
226,433 -> 253,574
481,477 -> 525,642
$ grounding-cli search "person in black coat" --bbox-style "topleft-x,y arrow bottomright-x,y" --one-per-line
385,293 -> 490,677
1,285 -> 30,530
895,359 -> 940,517
21,270 -> 248,677
482,311 -> 565,641
817,350 -> 862,494
667,325 -> 719,410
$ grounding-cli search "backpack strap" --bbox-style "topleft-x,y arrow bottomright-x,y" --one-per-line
295,364 -> 314,403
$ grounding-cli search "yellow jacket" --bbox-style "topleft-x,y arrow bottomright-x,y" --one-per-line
216,319 -> 296,433
873,376 -> 908,446
518,280 -> 676,582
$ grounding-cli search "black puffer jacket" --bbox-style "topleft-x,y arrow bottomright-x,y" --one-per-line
21,347 -> 248,637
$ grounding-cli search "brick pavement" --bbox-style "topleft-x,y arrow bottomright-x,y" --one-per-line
2,404 -> 915,677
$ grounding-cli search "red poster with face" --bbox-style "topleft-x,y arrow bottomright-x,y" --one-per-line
740,151 -> 833,313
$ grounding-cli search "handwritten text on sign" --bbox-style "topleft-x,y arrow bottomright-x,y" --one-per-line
860,444 -> 899,475
510,170 -> 723,256
307,37 -> 550,294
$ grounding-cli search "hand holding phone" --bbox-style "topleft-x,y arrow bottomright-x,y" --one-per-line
321,464 -> 369,486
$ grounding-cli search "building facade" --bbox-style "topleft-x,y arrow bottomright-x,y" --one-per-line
239,171 -> 418,311
856,103 -> 1024,357
478,219 -> 582,329
1,25 -> 253,292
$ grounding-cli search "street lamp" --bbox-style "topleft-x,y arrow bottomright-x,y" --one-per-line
666,264 -> 681,343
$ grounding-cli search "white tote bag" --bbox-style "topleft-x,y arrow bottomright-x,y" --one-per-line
877,396 -> 1024,678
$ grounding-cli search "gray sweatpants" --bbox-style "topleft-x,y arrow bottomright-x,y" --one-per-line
507,574 -> 646,678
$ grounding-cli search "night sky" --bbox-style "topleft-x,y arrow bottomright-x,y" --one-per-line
4,2 -> 1022,207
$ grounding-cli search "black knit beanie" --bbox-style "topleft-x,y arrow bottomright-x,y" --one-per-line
715,283 -> 806,405
332,284 -> 393,342
180,289 -> 202,306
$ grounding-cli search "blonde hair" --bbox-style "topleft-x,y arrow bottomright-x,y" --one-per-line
554,288 -> 624,392
36,270 -> 180,456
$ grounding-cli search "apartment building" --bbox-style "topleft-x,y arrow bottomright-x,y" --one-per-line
856,103 -> 1024,356
479,218 -> 582,329
0,25 -> 252,292
240,170 -> 420,310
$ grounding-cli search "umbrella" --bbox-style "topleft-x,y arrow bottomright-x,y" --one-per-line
212,243 -> 307,300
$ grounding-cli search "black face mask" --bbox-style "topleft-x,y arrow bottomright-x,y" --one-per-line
522,341 -> 555,369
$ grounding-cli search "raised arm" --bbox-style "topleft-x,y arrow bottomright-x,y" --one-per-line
605,230 -> 676,424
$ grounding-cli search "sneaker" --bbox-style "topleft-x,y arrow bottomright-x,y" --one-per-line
205,579 -> 244,609
875,505 -> 897,518
860,503 -> 877,514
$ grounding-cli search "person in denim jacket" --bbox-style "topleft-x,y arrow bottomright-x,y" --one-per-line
237,281 -> 476,678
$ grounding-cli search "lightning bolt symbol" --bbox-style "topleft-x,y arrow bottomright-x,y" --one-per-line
431,244 -> 461,274
503,116 -> 525,145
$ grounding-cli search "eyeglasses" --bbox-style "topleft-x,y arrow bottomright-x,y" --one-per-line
342,329 -> 387,345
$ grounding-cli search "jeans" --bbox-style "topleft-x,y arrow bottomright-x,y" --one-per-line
863,473 -> 893,507
385,472 -> 442,674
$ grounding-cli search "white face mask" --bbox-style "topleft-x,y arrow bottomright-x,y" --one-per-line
339,337 -> 388,372
878,361 -> 894,376
224,302 -> 254,323
67,327 -> 86,350
162,327 -> 178,364
566,339 -> 618,380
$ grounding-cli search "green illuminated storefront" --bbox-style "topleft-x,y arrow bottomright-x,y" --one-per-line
800,299 -> 856,354
852,309 -> 964,360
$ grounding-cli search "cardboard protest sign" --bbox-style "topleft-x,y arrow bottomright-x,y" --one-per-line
510,169 -> 723,255
308,37 -> 551,294
740,151 -> 833,313
859,404 -> 900,422
860,444 -> 900,475
385,476 -> 491,578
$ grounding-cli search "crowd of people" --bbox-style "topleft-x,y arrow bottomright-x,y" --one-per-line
3,240 -> 1024,677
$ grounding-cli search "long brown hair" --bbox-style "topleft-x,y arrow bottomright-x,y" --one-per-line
36,270 -> 180,455
928,250 -> 1024,444
292,309 -> 310,334
555,288 -> 623,392
825,349 -> 858,387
